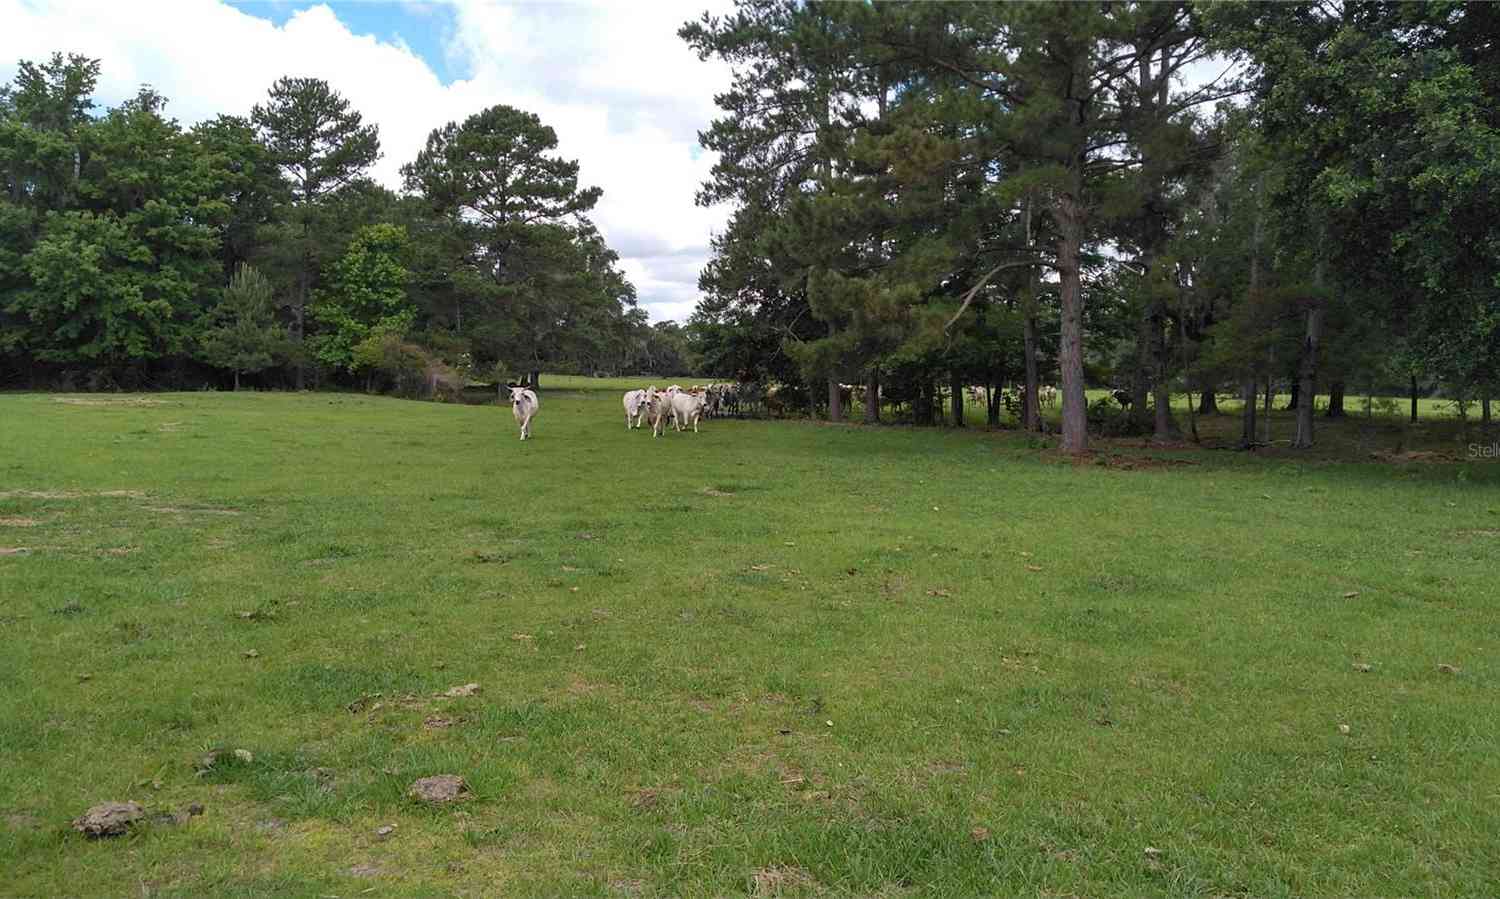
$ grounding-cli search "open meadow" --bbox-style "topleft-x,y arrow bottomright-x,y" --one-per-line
2,383 -> 1498,897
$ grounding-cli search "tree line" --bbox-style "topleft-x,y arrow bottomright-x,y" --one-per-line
681,0 -> 1500,450
0,54 -> 692,394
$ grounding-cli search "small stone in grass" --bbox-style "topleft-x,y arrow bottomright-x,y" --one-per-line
1337,724 -> 1351,735
1343,591 -> 1360,599
408,775 -> 470,804
233,749 -> 254,763
1437,663 -> 1460,675
1353,663 -> 1373,672
439,683 -> 481,698
242,649 -> 259,659
969,826 -> 990,842
72,801 -> 144,837
375,824 -> 397,840
1143,846 -> 1162,858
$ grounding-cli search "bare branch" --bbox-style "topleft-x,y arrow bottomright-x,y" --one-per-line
943,260 -> 1051,333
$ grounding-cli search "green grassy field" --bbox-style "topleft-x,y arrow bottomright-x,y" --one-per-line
2,385 -> 1497,897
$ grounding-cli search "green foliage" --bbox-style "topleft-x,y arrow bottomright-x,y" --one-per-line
4,83 -> 228,373
197,263 -> 286,382
310,223 -> 413,373
250,77 -> 379,206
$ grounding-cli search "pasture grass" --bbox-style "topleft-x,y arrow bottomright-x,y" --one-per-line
1,384 -> 1497,897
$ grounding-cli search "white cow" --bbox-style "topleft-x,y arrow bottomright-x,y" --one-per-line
649,386 -> 677,437
623,388 -> 650,429
509,385 -> 538,440
670,389 -> 707,433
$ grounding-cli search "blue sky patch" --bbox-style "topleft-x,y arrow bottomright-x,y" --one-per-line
225,1 -> 463,83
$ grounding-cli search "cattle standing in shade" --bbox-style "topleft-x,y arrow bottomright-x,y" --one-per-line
509,385 -> 538,440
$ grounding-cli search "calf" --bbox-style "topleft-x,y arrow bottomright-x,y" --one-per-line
508,385 -> 538,440
623,388 -> 650,429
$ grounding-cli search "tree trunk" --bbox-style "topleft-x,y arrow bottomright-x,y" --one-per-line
292,281 -> 306,391
1326,380 -> 1345,418
1287,379 -> 1300,410
1410,375 -> 1419,423
1054,190 -> 1088,453
1240,377 -> 1257,447
828,375 -> 843,422
1264,348 -> 1274,446
914,380 -> 932,426
987,384 -> 1000,427
1483,391 -> 1491,428
529,370 -> 541,391
1022,311 -> 1041,432
950,371 -> 964,427
1152,308 -> 1175,442
1022,199 -> 1042,433
234,369 -> 241,392
1199,389 -> 1219,415
864,369 -> 880,424
1130,311 -> 1153,431
1292,306 -> 1322,449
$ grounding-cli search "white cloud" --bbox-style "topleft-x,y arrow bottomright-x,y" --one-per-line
0,0 -> 734,322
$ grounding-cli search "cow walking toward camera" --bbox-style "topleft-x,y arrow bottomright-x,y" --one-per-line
509,385 -> 538,440
623,388 -> 650,429
649,386 -> 676,437
671,388 -> 707,433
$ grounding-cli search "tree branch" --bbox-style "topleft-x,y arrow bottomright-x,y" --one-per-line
944,259 -> 1052,333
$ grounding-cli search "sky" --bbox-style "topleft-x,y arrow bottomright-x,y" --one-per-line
0,0 -> 736,323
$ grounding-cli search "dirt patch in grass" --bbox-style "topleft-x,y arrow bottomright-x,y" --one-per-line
1453,529 -> 1500,538
143,505 -> 241,516
0,517 -> 38,527
52,397 -> 167,407
1053,450 -> 1201,470
0,547 -> 32,556
4,813 -> 41,830
751,865 -> 816,896
564,676 -> 610,697
1369,449 -> 1461,463
0,489 -> 146,500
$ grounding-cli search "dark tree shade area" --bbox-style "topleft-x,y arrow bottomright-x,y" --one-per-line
680,0 -> 1500,450
0,54 -> 663,394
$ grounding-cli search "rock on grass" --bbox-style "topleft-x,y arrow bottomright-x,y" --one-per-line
72,801 -> 144,837
408,775 -> 470,804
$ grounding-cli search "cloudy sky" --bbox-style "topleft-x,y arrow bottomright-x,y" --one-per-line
1,0 -> 735,323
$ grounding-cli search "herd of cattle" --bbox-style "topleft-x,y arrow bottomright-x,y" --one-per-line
505,380 -> 1063,440
622,383 -> 739,437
